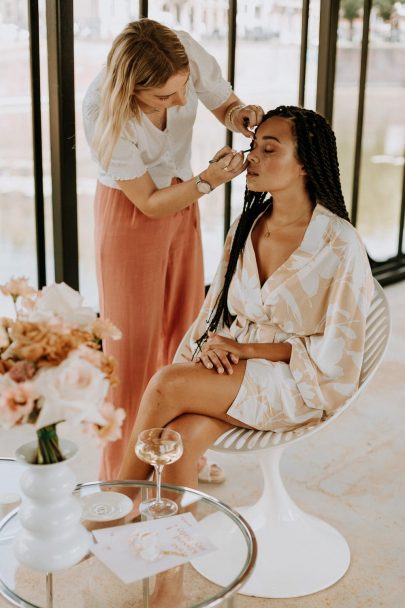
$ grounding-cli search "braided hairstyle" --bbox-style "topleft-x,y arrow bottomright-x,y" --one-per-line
195,105 -> 350,355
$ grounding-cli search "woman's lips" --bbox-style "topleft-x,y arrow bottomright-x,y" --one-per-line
247,170 -> 259,177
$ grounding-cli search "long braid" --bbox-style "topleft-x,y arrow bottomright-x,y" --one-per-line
194,105 -> 350,356
195,189 -> 269,353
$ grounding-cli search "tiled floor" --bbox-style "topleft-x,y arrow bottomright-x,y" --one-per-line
0,282 -> 404,607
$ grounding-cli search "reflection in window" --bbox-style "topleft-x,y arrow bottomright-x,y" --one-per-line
0,1 -> 46,316
231,1 -> 320,223
335,2 -> 405,261
74,1 -> 140,309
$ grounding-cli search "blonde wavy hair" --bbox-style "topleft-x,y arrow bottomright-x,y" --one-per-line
93,19 -> 189,171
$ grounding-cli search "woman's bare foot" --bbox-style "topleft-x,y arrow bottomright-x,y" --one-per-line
197,456 -> 225,484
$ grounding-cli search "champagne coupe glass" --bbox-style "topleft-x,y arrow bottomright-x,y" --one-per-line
135,428 -> 183,518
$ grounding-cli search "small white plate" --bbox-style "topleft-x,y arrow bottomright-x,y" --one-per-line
80,491 -> 133,522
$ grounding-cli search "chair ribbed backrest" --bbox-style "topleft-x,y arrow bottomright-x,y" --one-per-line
212,279 -> 391,453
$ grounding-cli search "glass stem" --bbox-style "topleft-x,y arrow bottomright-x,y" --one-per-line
154,464 -> 164,505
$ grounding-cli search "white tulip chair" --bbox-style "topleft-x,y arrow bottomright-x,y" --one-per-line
194,279 -> 390,598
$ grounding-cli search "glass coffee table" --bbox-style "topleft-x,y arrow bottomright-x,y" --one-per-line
0,480 -> 256,608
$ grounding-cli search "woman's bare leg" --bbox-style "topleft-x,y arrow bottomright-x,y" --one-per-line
118,361 -> 248,483
162,413 -> 233,488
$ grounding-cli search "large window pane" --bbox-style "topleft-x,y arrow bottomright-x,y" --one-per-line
0,1 -> 54,316
334,2 -> 405,260
74,1 -> 140,309
0,2 -> 35,315
231,0 -> 320,223
357,6 -> 404,261
333,1 -> 363,219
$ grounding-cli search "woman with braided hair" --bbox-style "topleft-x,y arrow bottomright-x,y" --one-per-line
119,105 -> 374,492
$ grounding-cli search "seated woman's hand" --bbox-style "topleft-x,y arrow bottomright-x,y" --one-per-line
196,333 -> 248,374
197,346 -> 237,375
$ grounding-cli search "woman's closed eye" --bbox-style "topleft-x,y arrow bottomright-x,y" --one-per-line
158,96 -> 170,101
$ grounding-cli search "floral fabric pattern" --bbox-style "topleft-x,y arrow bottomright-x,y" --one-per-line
174,204 -> 375,432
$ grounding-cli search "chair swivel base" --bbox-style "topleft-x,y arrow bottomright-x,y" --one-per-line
193,504 -> 350,598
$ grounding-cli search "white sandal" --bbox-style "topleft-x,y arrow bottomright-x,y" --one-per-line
197,459 -> 226,484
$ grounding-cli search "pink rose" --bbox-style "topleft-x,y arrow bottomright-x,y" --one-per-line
33,352 -> 109,429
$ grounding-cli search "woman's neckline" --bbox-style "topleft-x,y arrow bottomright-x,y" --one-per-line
141,108 -> 168,132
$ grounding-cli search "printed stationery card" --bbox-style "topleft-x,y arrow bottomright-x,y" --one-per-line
90,513 -> 217,583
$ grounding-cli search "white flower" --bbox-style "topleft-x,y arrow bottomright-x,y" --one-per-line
27,283 -> 97,328
33,352 -> 109,429
83,401 -> 126,446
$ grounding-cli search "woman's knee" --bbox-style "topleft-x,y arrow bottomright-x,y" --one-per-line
145,364 -> 191,405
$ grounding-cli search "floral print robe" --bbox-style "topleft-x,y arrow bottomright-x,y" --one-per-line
174,203 -> 375,431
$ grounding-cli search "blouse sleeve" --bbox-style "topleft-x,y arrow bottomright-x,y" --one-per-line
286,233 -> 375,416
178,31 -> 232,110
82,74 -> 147,182
173,217 -> 240,363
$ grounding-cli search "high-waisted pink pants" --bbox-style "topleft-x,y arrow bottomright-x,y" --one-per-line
94,181 -> 204,480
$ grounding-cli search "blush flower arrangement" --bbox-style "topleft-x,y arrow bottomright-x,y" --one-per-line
0,277 -> 126,464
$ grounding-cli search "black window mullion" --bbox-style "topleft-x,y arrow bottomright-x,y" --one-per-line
46,0 -> 78,289
28,0 -> 46,289
223,0 -> 237,241
139,0 -> 148,18
316,0 -> 339,123
350,0 -> 372,227
397,150 -> 405,257
298,0 -> 310,107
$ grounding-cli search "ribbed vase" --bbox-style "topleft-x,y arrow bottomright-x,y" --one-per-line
14,439 -> 90,573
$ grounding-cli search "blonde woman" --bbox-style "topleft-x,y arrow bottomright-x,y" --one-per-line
83,19 -> 263,481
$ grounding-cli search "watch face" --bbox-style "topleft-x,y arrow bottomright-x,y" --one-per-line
198,180 -> 212,194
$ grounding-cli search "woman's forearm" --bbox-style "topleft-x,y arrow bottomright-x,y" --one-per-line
118,150 -> 244,219
242,342 -> 292,364
140,176 -> 206,218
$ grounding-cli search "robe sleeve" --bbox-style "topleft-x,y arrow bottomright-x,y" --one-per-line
286,233 -> 375,415
173,217 -> 240,363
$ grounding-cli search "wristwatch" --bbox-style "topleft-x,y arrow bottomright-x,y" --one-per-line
194,174 -> 213,194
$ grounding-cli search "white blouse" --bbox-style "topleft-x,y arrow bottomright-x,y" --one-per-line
82,30 -> 232,189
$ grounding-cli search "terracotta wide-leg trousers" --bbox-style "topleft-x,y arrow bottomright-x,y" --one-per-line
94,182 -> 204,480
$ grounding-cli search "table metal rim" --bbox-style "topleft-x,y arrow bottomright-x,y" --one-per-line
0,480 -> 257,608
79,480 -> 257,607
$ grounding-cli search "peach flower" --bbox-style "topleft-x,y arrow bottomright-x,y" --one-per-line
92,318 -> 122,341
0,277 -> 36,301
8,361 -> 37,383
0,378 -> 39,428
76,345 -> 119,385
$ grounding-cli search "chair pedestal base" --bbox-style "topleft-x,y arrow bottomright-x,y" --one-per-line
193,448 -> 350,598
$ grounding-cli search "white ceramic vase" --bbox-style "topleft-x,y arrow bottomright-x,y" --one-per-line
14,438 -> 90,573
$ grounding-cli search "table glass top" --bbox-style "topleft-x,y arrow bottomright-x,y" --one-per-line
0,480 -> 256,608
